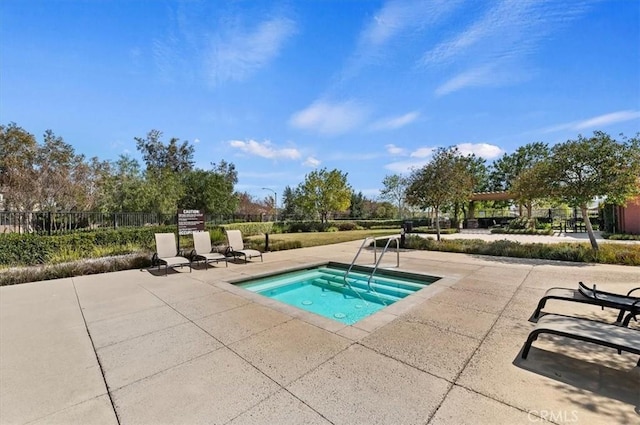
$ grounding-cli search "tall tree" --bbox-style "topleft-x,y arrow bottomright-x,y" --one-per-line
298,168 -> 352,223
280,185 -> 304,220
534,131 -> 640,250
349,191 -> 365,218
0,123 -> 39,210
489,142 -> 549,214
405,147 -> 474,241
135,129 -> 195,173
379,174 -> 408,218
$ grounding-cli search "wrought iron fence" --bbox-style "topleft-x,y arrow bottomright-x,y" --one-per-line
0,211 -> 273,235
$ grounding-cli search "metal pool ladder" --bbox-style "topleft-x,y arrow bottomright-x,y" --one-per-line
344,235 -> 401,292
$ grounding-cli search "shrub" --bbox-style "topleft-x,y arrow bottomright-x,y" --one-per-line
221,222 -> 273,236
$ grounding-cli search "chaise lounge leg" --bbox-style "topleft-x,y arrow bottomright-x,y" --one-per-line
533,298 -> 547,319
522,333 -> 539,359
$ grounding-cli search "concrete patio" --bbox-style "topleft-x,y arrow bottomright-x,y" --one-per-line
1,240 -> 638,424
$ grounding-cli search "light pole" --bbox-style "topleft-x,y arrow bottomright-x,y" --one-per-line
261,187 -> 277,222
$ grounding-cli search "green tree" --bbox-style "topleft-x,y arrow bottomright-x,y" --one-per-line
535,131 -> 640,250
96,155 -> 148,212
180,169 -> 236,214
298,168 -> 352,223
280,185 -> 304,220
379,174 -> 408,218
349,191 -> 365,218
0,123 -> 39,210
405,147 -> 475,241
135,129 -> 195,173
489,142 -> 549,214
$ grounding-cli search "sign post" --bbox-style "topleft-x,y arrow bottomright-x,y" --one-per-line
177,209 -> 204,250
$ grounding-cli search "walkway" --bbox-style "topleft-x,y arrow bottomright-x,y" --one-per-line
1,241 -> 638,424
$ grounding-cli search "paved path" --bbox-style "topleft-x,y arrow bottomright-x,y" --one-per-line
1,242 -> 638,424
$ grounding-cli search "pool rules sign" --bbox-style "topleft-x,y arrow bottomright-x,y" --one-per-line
177,209 -> 204,235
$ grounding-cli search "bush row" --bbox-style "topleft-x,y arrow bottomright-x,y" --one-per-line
405,236 -> 640,266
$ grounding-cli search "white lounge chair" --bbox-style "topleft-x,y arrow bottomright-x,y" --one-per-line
192,231 -> 227,269
225,229 -> 263,263
153,233 -> 191,275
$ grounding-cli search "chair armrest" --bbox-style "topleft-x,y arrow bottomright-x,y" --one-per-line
151,253 -> 159,266
627,287 -> 640,297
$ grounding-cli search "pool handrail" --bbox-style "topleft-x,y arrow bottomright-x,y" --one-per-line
367,235 -> 401,291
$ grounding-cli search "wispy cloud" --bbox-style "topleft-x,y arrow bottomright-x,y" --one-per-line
205,17 -> 296,86
385,144 -> 407,156
153,6 -> 296,87
371,111 -> 420,131
303,156 -> 321,167
423,0 -> 591,95
289,100 -> 369,135
228,139 -> 301,159
456,142 -> 503,159
342,0 -> 462,79
542,110 -> 640,133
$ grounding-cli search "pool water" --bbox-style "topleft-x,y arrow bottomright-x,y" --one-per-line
237,263 -> 438,325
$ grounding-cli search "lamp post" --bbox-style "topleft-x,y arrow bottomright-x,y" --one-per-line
261,187 -> 277,222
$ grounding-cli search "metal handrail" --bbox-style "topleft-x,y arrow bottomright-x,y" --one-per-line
367,235 -> 400,291
343,237 -> 375,287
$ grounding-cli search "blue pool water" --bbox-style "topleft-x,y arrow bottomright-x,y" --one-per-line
237,263 -> 438,325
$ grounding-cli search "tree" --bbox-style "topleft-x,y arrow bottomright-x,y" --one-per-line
405,147 -> 475,241
535,131 -> 640,250
135,129 -> 194,173
0,123 -> 39,210
298,168 -> 352,223
280,185 -> 304,220
349,191 -> 365,218
379,174 -> 408,218
489,142 -> 549,215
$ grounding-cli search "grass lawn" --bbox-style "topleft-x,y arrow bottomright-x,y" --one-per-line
247,228 -> 399,248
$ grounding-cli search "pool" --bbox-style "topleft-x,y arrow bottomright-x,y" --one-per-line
236,263 -> 440,325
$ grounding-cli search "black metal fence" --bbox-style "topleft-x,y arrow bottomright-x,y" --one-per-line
0,211 -> 274,235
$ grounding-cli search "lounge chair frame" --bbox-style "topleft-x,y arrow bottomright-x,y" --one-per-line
191,231 -> 228,269
153,233 -> 192,275
225,229 -> 263,263
522,314 -> 640,366
533,282 -> 639,325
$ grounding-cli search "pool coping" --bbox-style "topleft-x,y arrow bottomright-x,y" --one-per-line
217,260 -> 460,338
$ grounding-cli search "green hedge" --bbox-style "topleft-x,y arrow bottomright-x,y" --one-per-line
405,236 -> 640,266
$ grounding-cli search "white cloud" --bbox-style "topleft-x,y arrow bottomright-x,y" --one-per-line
543,110 -> 640,133
456,142 -> 503,159
228,139 -> 301,159
385,159 -> 429,174
206,17 -> 296,86
193,138 -> 201,144
410,147 -> 435,158
371,111 -> 420,130
385,144 -> 407,156
303,156 -> 321,167
289,100 -> 369,135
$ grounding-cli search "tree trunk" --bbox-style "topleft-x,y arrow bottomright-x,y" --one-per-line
526,202 -> 532,218
581,204 -> 599,250
435,208 -> 441,241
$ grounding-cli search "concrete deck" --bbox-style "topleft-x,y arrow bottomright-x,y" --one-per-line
1,240 -> 639,424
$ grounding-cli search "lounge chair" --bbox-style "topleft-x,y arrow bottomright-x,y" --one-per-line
192,231 -> 228,269
532,282 -> 639,326
224,229 -> 263,263
153,233 -> 192,275
522,314 -> 640,366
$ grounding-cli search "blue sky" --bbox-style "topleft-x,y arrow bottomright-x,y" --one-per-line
1,0 -> 639,201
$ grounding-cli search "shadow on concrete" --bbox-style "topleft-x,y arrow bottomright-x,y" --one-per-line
513,339 -> 640,423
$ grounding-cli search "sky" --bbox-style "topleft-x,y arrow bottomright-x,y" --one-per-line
1,0 -> 639,203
